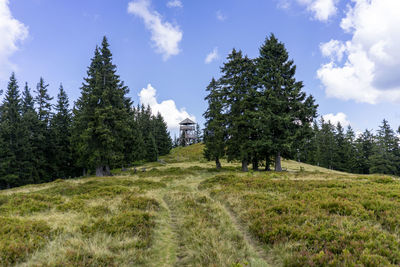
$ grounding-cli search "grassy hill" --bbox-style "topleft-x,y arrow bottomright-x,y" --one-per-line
1,144 -> 400,266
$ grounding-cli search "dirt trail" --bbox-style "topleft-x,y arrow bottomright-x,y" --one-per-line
213,198 -> 271,266
166,175 -> 270,266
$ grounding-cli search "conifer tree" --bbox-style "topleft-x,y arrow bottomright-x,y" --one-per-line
204,78 -> 226,169
51,84 -> 72,178
153,112 -> 172,156
333,122 -> 346,171
354,129 -> 374,174
370,120 -> 399,174
301,120 -> 320,165
220,49 -> 257,171
195,123 -> 202,143
318,119 -> 335,169
20,83 -> 40,183
34,77 -> 54,181
344,125 -> 357,172
35,78 -> 53,124
256,34 -> 317,171
145,132 -> 158,162
73,37 -> 131,176
0,73 -> 24,188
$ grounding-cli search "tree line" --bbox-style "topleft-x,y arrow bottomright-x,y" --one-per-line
300,118 -> 400,175
0,36 -> 172,189
203,34 -> 318,171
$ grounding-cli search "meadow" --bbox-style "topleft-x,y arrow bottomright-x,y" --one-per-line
1,143 -> 400,266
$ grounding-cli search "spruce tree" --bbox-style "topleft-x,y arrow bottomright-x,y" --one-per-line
73,37 -> 132,176
354,129 -> 374,174
20,83 -> 40,183
256,34 -> 317,171
0,73 -> 24,188
153,112 -> 172,156
195,123 -> 202,143
344,125 -> 357,172
333,122 -> 346,171
51,84 -> 72,178
34,77 -> 54,181
301,120 -> 320,166
318,118 -> 335,169
144,132 -> 158,162
220,49 -> 257,171
204,78 -> 226,169
370,120 -> 399,174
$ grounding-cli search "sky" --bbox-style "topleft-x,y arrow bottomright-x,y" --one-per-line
1,0 -> 400,135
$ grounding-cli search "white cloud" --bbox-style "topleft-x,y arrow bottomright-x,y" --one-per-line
318,0 -> 400,104
320,39 -> 346,61
139,84 -> 195,131
205,47 -> 219,64
0,0 -> 28,79
279,0 -> 338,21
167,0 -> 182,8
216,10 -> 227,21
128,0 -> 183,60
306,0 -> 338,21
322,112 -> 350,127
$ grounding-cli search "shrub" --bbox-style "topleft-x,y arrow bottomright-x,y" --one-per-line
0,193 -> 62,215
0,217 -> 51,265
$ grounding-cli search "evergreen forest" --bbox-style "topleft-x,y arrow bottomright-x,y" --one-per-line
0,37 -> 172,189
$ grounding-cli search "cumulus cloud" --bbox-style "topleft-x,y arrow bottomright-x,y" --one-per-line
322,112 -> 350,127
320,39 -> 346,61
139,84 -> 195,131
216,11 -> 227,21
317,0 -> 400,104
0,0 -> 28,79
167,0 -> 182,8
278,0 -> 338,21
128,0 -> 183,60
205,47 -> 219,64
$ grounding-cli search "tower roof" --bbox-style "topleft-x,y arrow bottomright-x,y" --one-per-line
179,118 -> 195,125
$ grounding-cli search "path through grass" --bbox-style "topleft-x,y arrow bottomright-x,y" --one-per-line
1,144 -> 400,266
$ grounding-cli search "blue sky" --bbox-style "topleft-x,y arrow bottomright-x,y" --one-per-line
1,0 -> 400,134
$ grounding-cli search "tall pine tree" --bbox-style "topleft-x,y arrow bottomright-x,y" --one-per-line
370,120 -> 399,175
35,77 -> 54,181
204,78 -> 226,169
0,73 -> 24,188
220,49 -> 257,171
256,34 -> 317,171
73,37 -> 132,176
51,84 -> 73,178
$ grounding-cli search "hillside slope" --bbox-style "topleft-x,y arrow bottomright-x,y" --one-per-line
1,145 -> 399,266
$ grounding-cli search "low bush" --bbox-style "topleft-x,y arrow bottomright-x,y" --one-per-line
0,193 -> 62,215
203,172 -> 400,265
0,217 -> 52,265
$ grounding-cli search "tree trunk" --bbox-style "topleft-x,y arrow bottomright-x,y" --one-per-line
275,152 -> 282,172
242,160 -> 248,172
265,155 -> 271,171
252,157 -> 259,171
96,165 -> 112,177
216,157 -> 222,169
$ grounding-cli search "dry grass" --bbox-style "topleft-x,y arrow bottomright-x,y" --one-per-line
2,144 -> 399,266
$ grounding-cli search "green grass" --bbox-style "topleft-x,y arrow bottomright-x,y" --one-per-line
1,144 -> 400,266
201,173 -> 400,266
160,143 -> 206,163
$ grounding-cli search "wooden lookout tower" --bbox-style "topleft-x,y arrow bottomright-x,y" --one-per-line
179,118 -> 196,146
